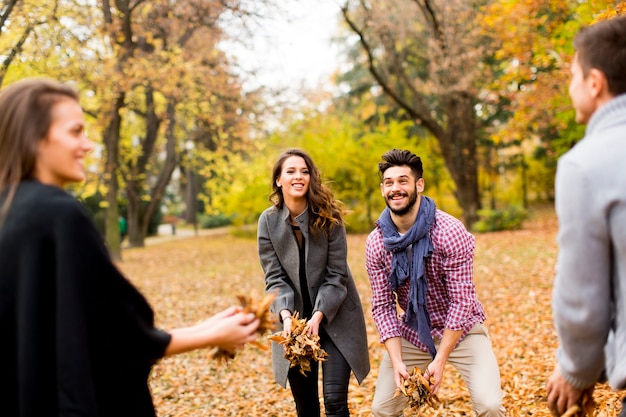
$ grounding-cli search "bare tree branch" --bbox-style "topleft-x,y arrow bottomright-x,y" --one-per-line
412,0 -> 447,55
341,2 -> 443,137
0,26 -> 31,83
0,0 -> 20,35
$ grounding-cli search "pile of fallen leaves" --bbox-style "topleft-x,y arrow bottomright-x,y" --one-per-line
394,367 -> 439,412
209,292 -> 277,362
268,312 -> 328,375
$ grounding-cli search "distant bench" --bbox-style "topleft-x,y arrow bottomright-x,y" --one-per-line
161,215 -> 179,235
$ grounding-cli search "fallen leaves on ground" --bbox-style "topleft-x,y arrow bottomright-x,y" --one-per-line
117,205 -> 624,416
268,312 -> 328,375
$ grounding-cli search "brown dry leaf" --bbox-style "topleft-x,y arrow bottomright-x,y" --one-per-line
238,291 -> 278,351
208,291 -> 278,363
268,311 -> 328,375
394,366 -> 439,412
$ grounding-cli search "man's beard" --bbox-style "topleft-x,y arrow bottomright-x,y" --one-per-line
384,187 -> 418,216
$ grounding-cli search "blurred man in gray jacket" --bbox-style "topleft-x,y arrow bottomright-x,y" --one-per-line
547,15 -> 626,417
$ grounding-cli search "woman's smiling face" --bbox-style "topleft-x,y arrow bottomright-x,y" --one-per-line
276,155 -> 310,201
34,98 -> 92,188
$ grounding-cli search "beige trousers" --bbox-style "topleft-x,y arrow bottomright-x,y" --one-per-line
371,323 -> 506,416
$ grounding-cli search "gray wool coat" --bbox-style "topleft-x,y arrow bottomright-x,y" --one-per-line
257,205 -> 370,388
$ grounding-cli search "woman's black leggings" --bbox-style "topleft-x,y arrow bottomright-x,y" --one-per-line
287,330 -> 352,417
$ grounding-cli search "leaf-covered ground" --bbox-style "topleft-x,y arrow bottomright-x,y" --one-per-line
118,206 -> 623,416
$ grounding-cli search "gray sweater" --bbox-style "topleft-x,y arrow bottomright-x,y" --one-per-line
553,93 -> 626,389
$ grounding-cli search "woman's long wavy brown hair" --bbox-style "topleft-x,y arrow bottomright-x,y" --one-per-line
269,148 -> 346,234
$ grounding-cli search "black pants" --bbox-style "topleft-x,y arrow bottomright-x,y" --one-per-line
287,330 -> 352,417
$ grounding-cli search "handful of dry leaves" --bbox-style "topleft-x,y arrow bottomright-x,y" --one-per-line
268,312 -> 328,375
208,291 -> 277,363
561,390 -> 595,417
394,366 -> 439,412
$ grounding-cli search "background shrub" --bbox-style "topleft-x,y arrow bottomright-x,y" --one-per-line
472,206 -> 527,233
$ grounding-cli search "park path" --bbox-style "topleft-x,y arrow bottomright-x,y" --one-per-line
143,224 -> 231,246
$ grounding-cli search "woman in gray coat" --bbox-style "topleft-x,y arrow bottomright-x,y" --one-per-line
258,148 -> 370,417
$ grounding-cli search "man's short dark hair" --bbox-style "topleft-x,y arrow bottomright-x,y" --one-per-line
378,149 -> 423,180
574,15 -> 626,96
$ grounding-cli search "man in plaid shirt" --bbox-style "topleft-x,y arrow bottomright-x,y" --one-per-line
366,149 -> 505,416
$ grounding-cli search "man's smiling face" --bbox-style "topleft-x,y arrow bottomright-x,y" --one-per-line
380,165 -> 423,216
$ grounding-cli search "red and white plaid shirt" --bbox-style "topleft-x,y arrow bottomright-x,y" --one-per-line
365,209 -> 486,352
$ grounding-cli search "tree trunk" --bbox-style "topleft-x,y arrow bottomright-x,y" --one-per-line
126,168 -> 146,248
125,99 -> 179,247
436,91 -> 480,226
126,87 -> 160,247
141,101 -> 180,241
103,93 -> 125,261
126,189 -> 144,248
184,165 -> 198,229
520,154 -> 528,208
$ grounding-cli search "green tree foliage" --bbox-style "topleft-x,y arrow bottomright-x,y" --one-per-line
209,105 -> 458,233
